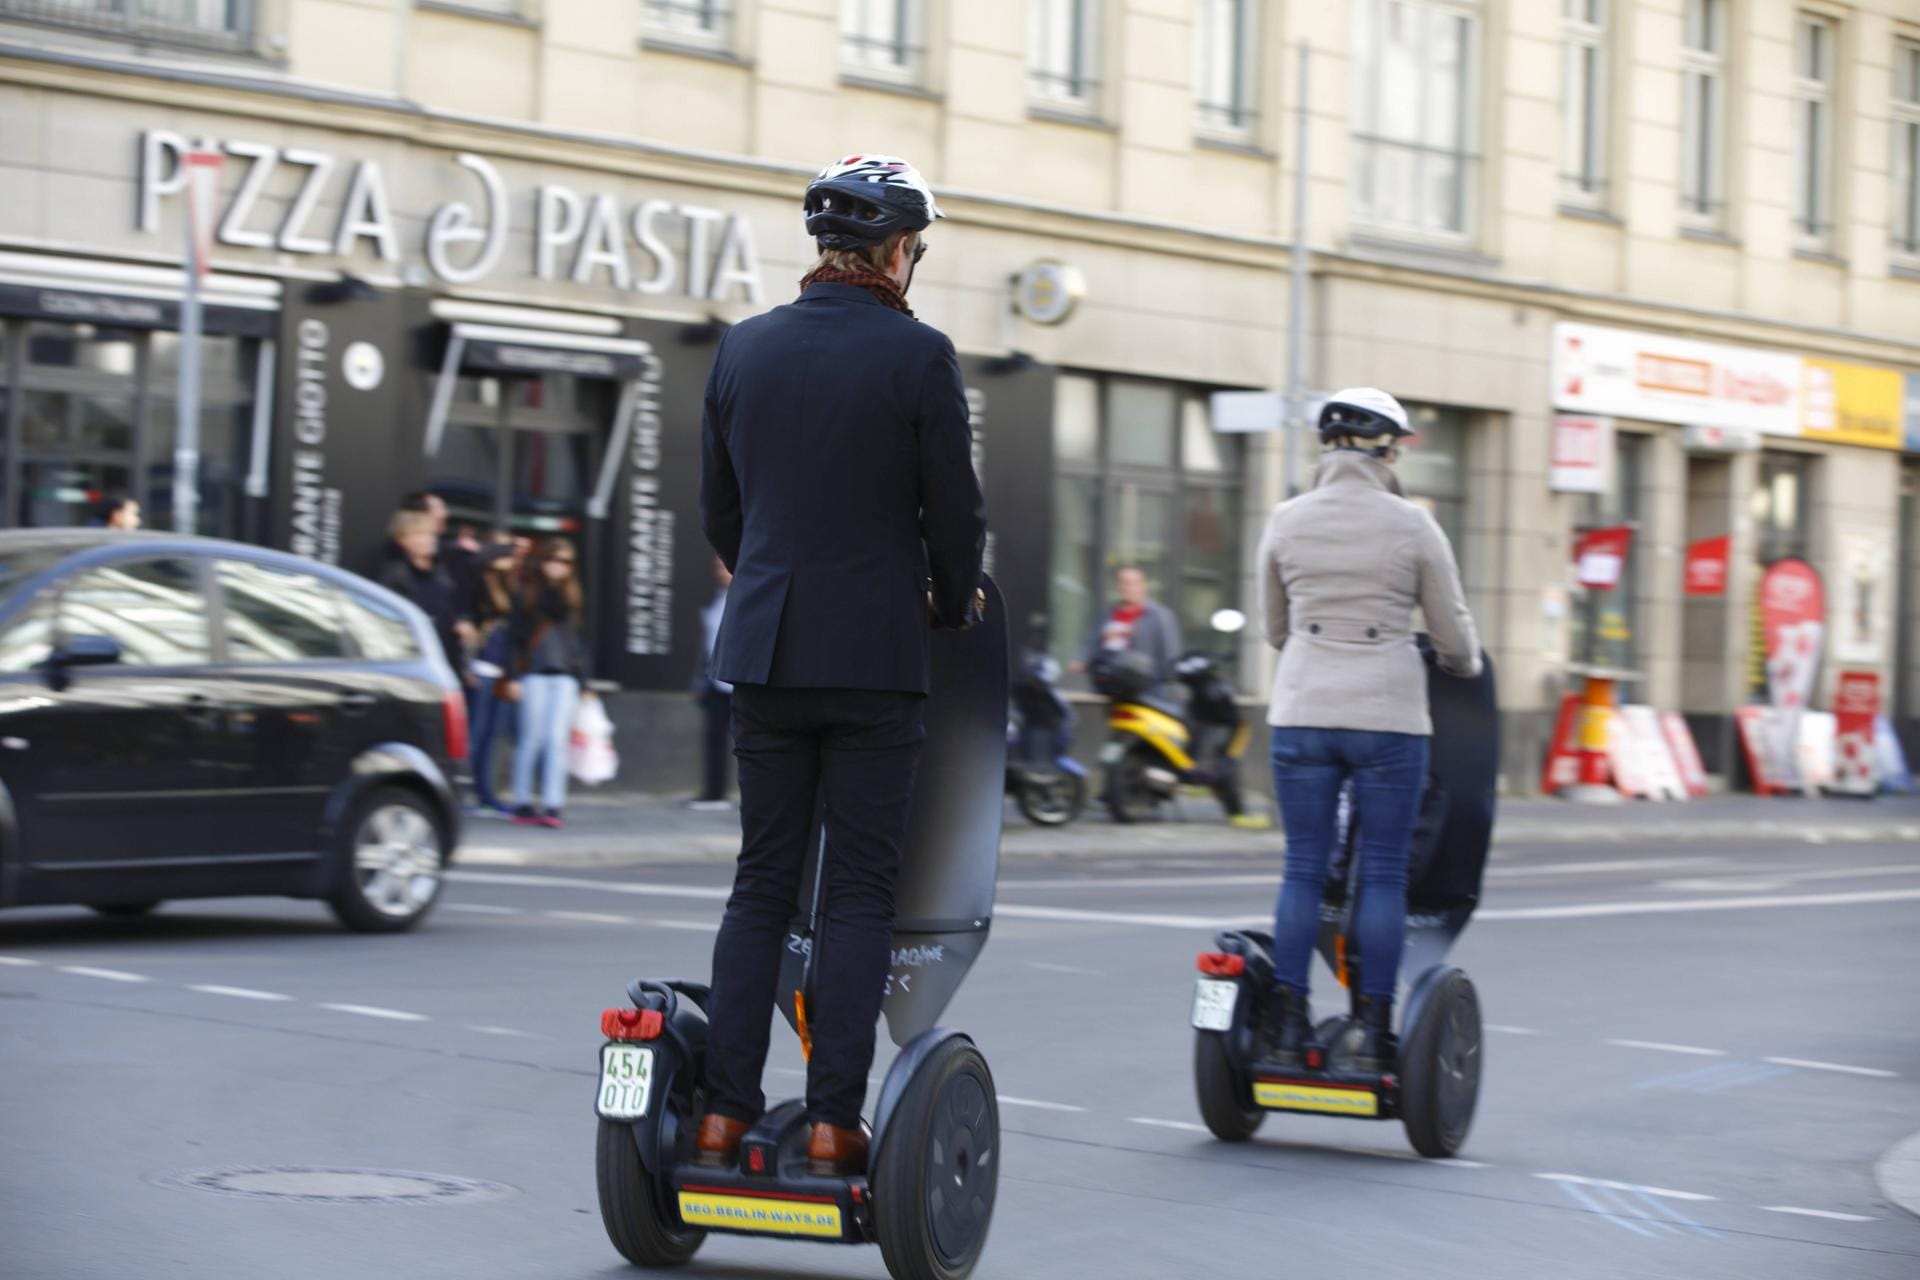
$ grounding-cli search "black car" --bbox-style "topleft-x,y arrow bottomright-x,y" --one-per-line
0,531 -> 464,932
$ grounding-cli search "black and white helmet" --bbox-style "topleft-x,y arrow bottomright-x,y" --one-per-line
1317,387 -> 1413,444
803,154 -> 945,250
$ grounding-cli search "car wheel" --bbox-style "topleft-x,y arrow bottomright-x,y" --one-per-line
90,901 -> 161,919
329,787 -> 446,934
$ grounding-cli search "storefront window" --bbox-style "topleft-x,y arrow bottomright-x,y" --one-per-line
1568,431 -> 1646,673
1397,405 -> 1468,563
1752,450 -> 1814,563
1047,372 -> 1246,670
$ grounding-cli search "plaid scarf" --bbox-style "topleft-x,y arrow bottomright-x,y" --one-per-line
799,265 -> 913,317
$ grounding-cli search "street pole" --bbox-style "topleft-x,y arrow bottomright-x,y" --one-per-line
1283,40 -> 1311,501
173,147 -> 220,534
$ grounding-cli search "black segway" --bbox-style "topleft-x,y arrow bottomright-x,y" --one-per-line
1190,641 -> 1497,1158
593,579 -> 1009,1280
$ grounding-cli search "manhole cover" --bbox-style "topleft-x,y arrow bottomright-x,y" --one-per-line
156,1166 -> 514,1205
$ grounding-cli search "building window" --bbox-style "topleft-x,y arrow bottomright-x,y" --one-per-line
1568,432 -> 1645,676
1354,0 -> 1480,237
1194,0 -> 1257,138
1048,373 -> 1245,674
1893,39 -> 1920,257
1680,0 -> 1726,224
1793,11 -> 1837,247
1559,0 -> 1608,207
0,0 -> 255,49
842,0 -> 921,83
644,0 -> 731,48
1031,0 -> 1098,113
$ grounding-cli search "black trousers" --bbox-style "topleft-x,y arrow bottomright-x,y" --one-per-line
699,687 -> 733,801
704,684 -> 926,1129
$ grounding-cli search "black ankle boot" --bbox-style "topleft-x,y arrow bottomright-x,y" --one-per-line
1261,986 -> 1313,1068
1352,995 -> 1397,1074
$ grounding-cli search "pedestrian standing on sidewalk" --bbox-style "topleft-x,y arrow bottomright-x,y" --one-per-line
1071,565 -> 1183,691
97,490 -> 142,531
466,531 -> 525,816
506,537 -> 592,829
379,510 -> 464,678
1254,387 -> 1481,1075
689,555 -> 735,811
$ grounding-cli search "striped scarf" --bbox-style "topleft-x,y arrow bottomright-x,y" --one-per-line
799,265 -> 913,317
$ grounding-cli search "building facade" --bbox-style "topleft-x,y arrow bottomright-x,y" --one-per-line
0,0 -> 1916,792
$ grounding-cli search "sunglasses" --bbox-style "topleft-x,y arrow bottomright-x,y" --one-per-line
911,239 -> 929,266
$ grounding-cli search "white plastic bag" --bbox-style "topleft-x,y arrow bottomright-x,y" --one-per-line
569,696 -> 619,786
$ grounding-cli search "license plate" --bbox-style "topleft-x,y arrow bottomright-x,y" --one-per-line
596,1044 -> 655,1120
1099,741 -> 1127,764
1191,979 -> 1238,1032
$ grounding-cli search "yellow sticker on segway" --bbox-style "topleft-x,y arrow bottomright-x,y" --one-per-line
677,1190 -> 845,1238
1253,1080 -> 1380,1117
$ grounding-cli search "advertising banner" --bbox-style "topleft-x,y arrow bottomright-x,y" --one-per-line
1548,414 -> 1614,493
1683,534 -> 1731,596
1658,711 -> 1710,797
1551,322 -> 1800,436
1735,706 -> 1790,795
1906,373 -> 1920,452
1622,705 -> 1689,801
1541,692 -> 1584,794
1574,525 -> 1633,590
1833,529 -> 1893,665
1801,359 -> 1905,450
1760,558 -> 1825,712
1831,671 -> 1881,796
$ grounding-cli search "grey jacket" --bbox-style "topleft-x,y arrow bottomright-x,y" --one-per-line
1081,598 -> 1183,688
1256,450 -> 1481,735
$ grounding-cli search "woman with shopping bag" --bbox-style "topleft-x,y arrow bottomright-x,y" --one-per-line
505,538 -> 593,829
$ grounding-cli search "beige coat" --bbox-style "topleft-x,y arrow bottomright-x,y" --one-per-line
1256,450 -> 1481,735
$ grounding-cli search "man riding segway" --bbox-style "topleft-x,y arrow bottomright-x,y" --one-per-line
694,154 -> 987,1177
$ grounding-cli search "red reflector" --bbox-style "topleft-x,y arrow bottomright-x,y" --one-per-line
599,1007 -> 664,1041
443,689 -> 469,761
1196,951 -> 1245,978
747,1147 -> 766,1173
1305,1047 -> 1325,1070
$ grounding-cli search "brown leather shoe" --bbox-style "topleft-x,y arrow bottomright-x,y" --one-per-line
693,1113 -> 751,1167
806,1122 -> 870,1177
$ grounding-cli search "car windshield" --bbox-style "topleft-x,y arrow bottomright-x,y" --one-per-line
0,547 -> 73,601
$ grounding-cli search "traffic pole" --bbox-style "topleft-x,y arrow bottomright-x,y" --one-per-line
173,145 -> 222,534
1282,39 -> 1310,502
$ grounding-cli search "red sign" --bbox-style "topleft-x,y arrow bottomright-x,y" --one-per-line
1832,671 -> 1881,796
1541,692 -> 1584,793
1549,415 -> 1613,493
1574,526 -> 1633,590
1683,535 -> 1731,596
1760,558 -> 1825,711
1735,706 -> 1785,795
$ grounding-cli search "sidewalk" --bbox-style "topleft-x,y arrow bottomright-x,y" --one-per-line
457,790 -> 1920,869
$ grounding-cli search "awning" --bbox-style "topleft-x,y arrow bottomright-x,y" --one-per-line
0,249 -> 279,337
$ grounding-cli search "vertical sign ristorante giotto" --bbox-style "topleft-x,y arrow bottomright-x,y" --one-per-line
138,132 -> 764,303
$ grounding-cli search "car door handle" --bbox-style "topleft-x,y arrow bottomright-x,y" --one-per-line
184,694 -> 226,729
341,693 -> 379,711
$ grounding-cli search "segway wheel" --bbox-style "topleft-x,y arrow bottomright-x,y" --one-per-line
1104,745 -> 1160,824
596,1119 -> 704,1266
1017,771 -> 1086,826
874,1037 -> 999,1280
1399,970 -> 1482,1159
1192,1031 -> 1264,1142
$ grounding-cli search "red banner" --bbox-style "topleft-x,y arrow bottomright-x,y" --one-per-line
1832,671 -> 1881,795
1683,535 -> 1731,597
1761,558 -> 1825,712
1574,525 -> 1633,591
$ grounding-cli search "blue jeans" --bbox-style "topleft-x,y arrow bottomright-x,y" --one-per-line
1269,727 -> 1430,1001
469,677 -> 518,808
511,674 -> 580,812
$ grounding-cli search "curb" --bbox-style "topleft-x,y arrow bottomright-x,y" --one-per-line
1876,1131 -> 1920,1222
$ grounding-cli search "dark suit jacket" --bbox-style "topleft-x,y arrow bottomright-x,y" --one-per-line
699,282 -> 986,693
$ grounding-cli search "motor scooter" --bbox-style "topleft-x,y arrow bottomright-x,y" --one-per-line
1006,649 -> 1087,826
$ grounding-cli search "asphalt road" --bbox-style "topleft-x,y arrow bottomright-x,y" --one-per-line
3,831 -> 1917,1279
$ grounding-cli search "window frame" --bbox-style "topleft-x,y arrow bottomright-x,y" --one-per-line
0,0 -> 257,54
1679,0 -> 1728,229
1892,37 -> 1920,260
1793,10 -> 1839,250
841,0 -> 923,85
1030,0 -> 1099,115
1352,0 -> 1483,242
1193,0 -> 1259,141
643,0 -> 734,53
1558,0 -> 1609,210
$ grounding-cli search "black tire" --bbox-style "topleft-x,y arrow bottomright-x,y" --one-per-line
1104,744 -> 1160,825
1193,1031 -> 1263,1142
874,1037 -> 999,1280
90,901 -> 160,918
596,1118 -> 704,1267
1400,971 -> 1482,1159
327,787 -> 447,934
1016,770 -> 1085,826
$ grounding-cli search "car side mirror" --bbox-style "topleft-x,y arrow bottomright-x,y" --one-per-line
55,634 -> 123,668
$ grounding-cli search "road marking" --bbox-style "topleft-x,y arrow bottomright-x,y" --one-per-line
1763,1056 -> 1898,1079
997,904 -> 1246,929
443,903 -> 524,916
1551,1180 -> 1661,1238
1626,1188 -> 1721,1239
1760,1206 -> 1876,1222
448,871 -> 729,901
1000,1096 -> 1089,1113
58,965 -> 148,983
1026,961 -> 1107,976
1478,887 -> 1920,921
1635,1061 -> 1794,1093
466,1024 -> 550,1040
1606,1039 -> 1726,1057
1535,1173 -> 1716,1201
1000,873 -> 1277,891
1434,1159 -> 1492,1169
188,984 -> 293,1002
1129,1117 -> 1210,1134
318,1003 -> 430,1022
1485,1024 -> 1543,1035
546,910 -> 631,925
1485,856 -> 1728,879
0,955 -> 39,966
640,918 -> 720,933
